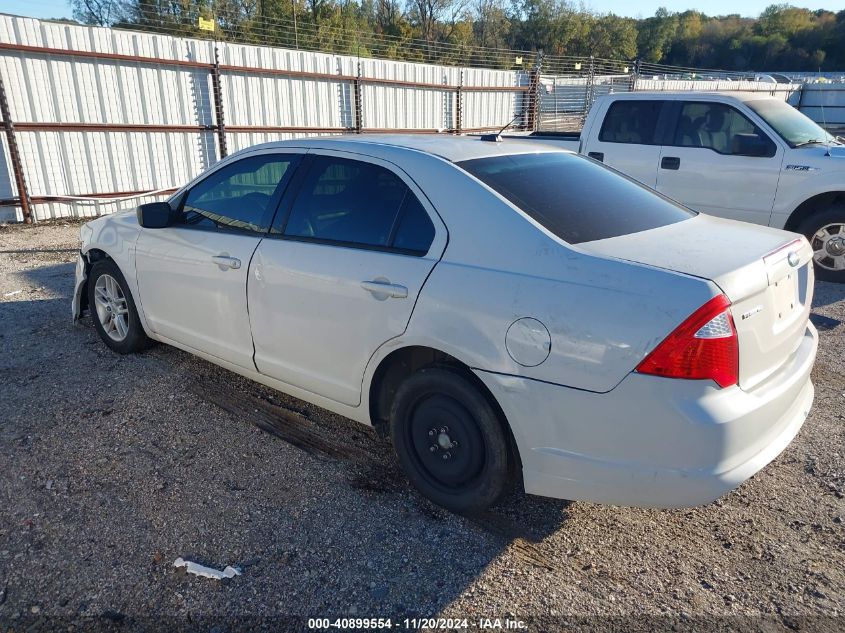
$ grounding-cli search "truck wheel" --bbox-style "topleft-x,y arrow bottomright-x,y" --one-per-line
389,367 -> 513,514
798,205 -> 845,283
87,259 -> 152,354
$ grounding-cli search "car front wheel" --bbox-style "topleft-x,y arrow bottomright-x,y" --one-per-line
799,204 -> 845,283
87,258 -> 152,354
389,367 -> 513,514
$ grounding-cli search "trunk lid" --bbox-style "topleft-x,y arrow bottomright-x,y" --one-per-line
579,214 -> 814,391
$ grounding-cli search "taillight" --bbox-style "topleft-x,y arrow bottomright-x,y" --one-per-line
636,294 -> 738,388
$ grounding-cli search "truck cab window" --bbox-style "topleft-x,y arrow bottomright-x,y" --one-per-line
674,102 -> 775,157
598,101 -> 663,145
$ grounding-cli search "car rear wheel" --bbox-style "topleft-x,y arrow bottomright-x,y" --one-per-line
389,367 -> 512,514
87,259 -> 152,354
799,205 -> 845,283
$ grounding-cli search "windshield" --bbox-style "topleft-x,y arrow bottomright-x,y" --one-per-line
746,99 -> 835,147
457,152 -> 694,244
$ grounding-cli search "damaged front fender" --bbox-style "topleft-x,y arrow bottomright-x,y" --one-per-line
71,251 -> 88,323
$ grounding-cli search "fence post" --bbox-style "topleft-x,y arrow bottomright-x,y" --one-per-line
526,51 -> 542,132
455,70 -> 463,134
211,47 -> 228,159
629,58 -> 640,92
353,61 -> 363,133
0,73 -> 32,223
582,55 -> 595,126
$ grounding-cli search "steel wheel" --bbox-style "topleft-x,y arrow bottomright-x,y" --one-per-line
405,393 -> 486,493
93,274 -> 129,342
811,223 -> 845,272
390,368 -> 514,513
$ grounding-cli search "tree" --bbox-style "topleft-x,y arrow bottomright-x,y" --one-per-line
82,0 -> 845,72
636,7 -> 678,63
585,14 -> 637,59
70,0 -> 126,26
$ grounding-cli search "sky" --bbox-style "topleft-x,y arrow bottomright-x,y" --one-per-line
0,0 -> 843,21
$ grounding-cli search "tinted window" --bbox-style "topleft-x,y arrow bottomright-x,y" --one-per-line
598,100 -> 663,145
392,195 -> 435,254
284,156 -> 410,249
180,154 -> 295,232
458,152 -> 693,244
673,102 -> 775,156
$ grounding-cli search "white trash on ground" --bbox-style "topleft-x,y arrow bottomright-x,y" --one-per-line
173,557 -> 242,580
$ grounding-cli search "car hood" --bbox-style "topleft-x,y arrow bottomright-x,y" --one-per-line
791,143 -> 845,163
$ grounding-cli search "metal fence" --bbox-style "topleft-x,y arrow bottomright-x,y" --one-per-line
535,57 -> 802,133
798,83 -> 845,132
0,13 -> 812,223
0,14 -> 537,222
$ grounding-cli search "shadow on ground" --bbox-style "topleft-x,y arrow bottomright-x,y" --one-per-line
0,268 -> 570,627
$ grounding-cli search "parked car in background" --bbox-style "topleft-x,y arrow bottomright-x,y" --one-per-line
73,136 -> 817,513
516,92 -> 845,282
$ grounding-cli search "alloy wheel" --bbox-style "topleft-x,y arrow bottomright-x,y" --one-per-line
811,223 -> 845,272
93,274 -> 129,342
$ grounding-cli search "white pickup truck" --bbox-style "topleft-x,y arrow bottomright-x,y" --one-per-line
514,92 -> 845,282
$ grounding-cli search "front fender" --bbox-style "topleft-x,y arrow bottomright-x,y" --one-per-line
772,170 -> 845,229
74,211 -> 152,336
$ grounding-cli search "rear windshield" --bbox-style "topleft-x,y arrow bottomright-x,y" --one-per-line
457,152 -> 694,244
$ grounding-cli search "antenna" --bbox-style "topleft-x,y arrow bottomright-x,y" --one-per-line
479,114 -> 522,142
819,67 -> 832,157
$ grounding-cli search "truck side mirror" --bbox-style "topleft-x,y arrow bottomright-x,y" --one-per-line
137,202 -> 174,228
731,133 -> 774,158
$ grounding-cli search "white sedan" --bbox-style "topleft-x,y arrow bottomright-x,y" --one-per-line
73,135 -> 818,513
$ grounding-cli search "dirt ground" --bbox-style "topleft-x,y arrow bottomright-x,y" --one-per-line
1,220 -> 844,632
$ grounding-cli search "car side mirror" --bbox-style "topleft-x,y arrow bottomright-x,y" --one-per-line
137,202 -> 173,228
731,133 -> 773,158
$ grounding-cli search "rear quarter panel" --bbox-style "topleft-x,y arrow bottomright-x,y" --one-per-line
381,153 -> 719,394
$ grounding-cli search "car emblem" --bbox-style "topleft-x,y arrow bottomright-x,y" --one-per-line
787,251 -> 800,268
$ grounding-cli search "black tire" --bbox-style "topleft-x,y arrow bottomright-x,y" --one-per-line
797,204 -> 845,283
87,258 -> 152,354
389,367 -> 513,514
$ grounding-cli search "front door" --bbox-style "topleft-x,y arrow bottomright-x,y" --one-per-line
249,152 -> 447,406
656,101 -> 782,225
135,151 -> 301,369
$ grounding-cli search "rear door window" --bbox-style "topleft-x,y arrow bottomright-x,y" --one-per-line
458,152 -> 694,244
392,195 -> 435,254
598,100 -> 663,145
281,155 -> 435,255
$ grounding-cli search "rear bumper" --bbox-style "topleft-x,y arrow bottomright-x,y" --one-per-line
476,322 -> 817,508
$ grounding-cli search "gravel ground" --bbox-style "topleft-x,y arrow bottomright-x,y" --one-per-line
1,221 -> 844,632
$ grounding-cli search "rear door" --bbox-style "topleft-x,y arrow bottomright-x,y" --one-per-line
248,151 -> 447,407
581,99 -> 667,187
656,100 -> 782,225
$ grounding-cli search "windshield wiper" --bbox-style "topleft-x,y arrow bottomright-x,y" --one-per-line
793,139 -> 828,148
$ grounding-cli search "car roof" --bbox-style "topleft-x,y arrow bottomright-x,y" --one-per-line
242,133 -> 563,163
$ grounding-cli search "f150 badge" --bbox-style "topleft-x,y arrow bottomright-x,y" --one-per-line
785,164 -> 819,172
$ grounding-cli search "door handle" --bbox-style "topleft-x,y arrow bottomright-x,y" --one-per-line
587,151 -> 604,162
211,255 -> 241,270
361,280 -> 408,299
661,156 -> 680,170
